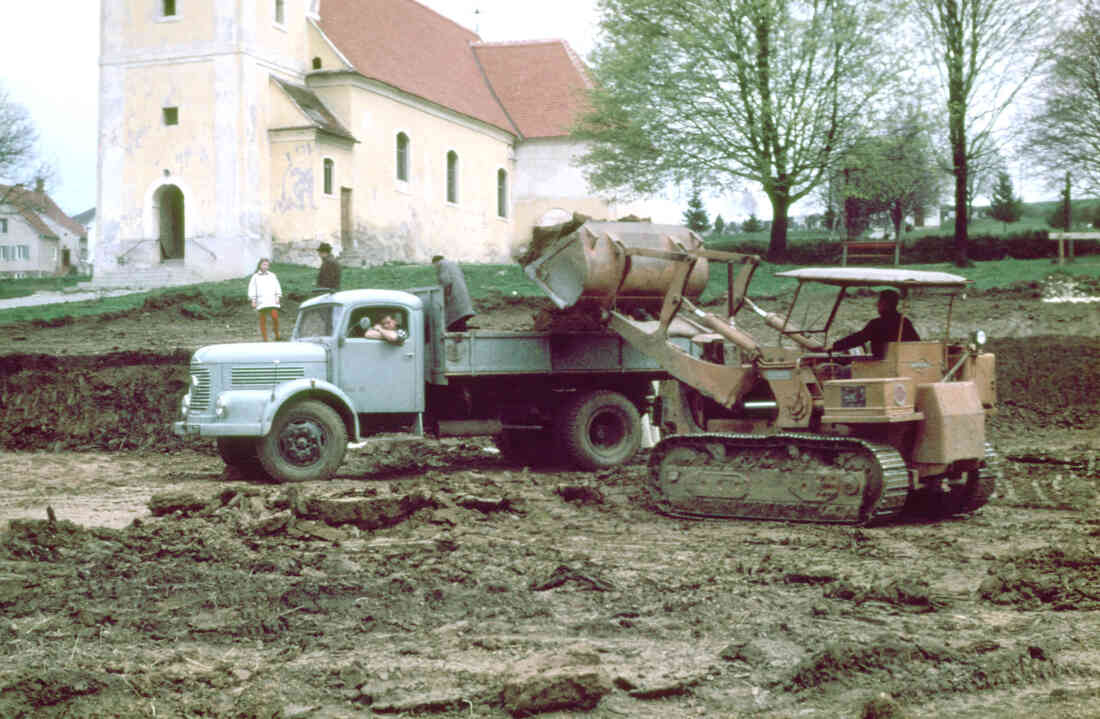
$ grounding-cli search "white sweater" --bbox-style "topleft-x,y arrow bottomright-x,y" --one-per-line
247,271 -> 282,310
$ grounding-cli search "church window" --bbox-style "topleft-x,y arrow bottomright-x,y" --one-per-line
163,107 -> 179,126
0,219 -> 7,233
446,151 -> 459,204
274,0 -> 285,25
162,0 -> 176,17
497,169 -> 508,218
396,133 -> 409,182
323,158 -> 334,195
312,57 -> 322,70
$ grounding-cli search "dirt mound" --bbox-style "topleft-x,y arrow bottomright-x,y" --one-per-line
988,336 -> 1100,431
0,352 -> 191,451
0,336 -> 1095,453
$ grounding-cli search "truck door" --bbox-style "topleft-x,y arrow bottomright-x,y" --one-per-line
338,306 -> 422,412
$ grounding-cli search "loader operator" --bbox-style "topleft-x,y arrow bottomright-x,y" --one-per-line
827,289 -> 918,359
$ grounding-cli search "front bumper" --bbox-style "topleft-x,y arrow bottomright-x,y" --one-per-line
173,419 -> 264,437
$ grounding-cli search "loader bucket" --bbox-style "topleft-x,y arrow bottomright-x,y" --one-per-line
522,221 -> 710,310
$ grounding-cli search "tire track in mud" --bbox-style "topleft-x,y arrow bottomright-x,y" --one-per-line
994,450 -> 1099,510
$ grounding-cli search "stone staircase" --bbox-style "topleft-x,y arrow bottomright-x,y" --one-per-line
81,261 -> 213,291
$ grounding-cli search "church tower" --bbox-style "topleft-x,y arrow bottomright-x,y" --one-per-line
95,0 -> 313,283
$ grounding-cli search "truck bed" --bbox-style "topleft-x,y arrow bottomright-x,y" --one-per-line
439,330 -> 688,377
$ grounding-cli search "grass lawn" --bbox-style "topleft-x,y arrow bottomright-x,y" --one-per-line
0,274 -> 91,301
1,255 -> 1096,327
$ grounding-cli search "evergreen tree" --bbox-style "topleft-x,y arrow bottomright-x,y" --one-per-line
682,189 -> 711,233
742,214 -> 764,233
989,171 -> 1022,226
713,214 -> 726,236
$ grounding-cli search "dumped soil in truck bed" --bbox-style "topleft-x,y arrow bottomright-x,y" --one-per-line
0,276 -> 1097,717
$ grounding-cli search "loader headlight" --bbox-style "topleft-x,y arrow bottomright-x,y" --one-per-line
969,329 -> 987,349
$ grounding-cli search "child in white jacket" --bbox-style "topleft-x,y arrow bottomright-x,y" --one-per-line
247,258 -> 282,341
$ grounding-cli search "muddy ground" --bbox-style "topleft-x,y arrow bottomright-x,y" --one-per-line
0,276 -> 1097,718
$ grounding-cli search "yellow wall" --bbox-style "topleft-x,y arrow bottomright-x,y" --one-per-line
306,78 -> 516,263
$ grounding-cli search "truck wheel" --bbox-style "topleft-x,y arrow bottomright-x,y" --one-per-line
258,400 -> 347,482
557,390 -> 641,470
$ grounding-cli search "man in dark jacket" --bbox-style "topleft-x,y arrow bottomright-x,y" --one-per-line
828,289 -> 919,358
317,242 -> 341,291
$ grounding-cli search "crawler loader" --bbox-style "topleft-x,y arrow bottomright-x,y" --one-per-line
524,221 -> 999,524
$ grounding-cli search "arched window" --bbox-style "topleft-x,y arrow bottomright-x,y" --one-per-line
274,0 -> 285,24
446,151 -> 459,204
496,169 -> 508,218
312,57 -> 322,70
323,158 -> 334,195
396,133 -> 409,182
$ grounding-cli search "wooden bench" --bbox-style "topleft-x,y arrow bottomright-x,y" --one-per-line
1049,232 -> 1100,265
842,239 -> 900,266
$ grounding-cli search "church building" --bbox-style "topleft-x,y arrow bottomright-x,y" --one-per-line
94,0 -> 651,284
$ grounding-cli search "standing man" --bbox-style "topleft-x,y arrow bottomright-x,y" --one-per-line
317,242 -> 341,292
432,255 -> 475,331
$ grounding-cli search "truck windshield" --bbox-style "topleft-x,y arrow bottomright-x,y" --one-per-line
295,304 -> 342,340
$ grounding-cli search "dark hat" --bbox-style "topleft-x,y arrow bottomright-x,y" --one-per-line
318,242 -> 333,254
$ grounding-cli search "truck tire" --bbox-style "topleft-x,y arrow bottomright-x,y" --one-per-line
258,400 -> 347,483
557,390 -> 641,470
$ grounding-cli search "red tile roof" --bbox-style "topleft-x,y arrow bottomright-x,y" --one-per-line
319,0 -> 515,133
0,184 -> 85,239
474,40 -> 593,139
317,0 -> 592,139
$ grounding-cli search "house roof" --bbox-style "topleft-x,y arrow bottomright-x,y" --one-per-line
272,77 -> 356,141
72,207 -> 96,225
0,184 -> 86,239
473,40 -> 592,139
316,0 -> 591,139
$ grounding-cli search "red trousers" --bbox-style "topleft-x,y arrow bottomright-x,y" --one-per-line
258,308 -> 280,341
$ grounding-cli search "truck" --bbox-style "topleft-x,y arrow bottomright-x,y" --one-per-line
524,223 -> 1000,524
172,224 -> 704,482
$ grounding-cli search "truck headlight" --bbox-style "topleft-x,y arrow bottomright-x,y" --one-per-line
969,329 -> 987,349
181,393 -> 191,415
215,396 -> 228,418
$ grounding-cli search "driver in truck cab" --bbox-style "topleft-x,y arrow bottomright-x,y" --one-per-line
828,289 -> 919,359
360,314 -> 407,344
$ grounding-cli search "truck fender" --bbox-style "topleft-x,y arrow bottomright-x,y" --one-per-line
259,378 -> 359,440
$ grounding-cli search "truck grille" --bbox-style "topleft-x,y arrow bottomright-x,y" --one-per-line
189,366 -> 211,411
231,366 -> 306,386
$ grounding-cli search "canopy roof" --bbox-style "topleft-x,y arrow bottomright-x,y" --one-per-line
775,268 -> 970,289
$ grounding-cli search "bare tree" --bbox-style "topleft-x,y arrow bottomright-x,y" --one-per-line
1025,0 -> 1100,197
574,0 -> 904,261
0,82 -> 53,206
912,0 -> 1051,265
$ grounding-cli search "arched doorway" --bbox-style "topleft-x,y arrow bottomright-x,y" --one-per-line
155,184 -> 185,260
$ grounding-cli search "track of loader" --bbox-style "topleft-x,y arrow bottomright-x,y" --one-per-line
646,433 -> 912,525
